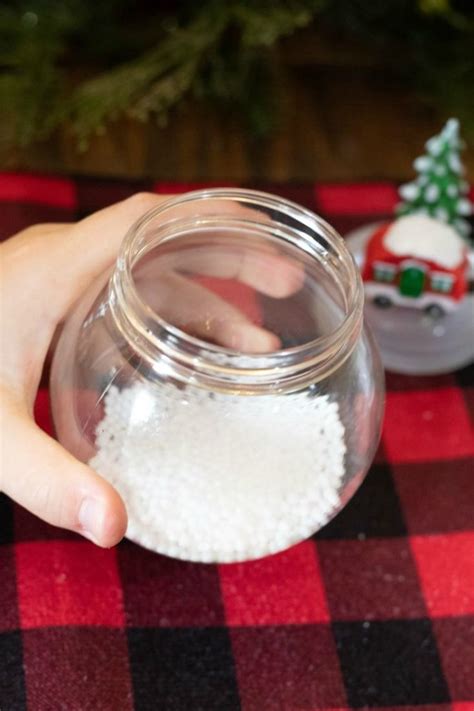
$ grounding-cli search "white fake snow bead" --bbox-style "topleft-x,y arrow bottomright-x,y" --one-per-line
90,383 -> 347,562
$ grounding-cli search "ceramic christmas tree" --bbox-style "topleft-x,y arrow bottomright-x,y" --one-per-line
345,118 -> 473,375
397,118 -> 472,239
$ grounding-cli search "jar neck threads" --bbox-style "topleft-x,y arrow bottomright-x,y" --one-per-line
109,189 -> 364,393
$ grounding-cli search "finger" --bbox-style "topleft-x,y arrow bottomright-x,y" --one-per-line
178,249 -> 304,299
238,249 -> 305,298
0,398 -> 127,547
141,272 -> 281,353
1,194 -> 169,390
2,193 -> 169,327
141,240 -> 305,299
148,193 -> 306,296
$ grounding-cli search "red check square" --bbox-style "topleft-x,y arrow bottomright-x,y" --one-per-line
0,173 -> 76,209
16,541 -> 125,628
219,540 -> 329,626
411,532 -> 474,617
383,388 -> 474,463
33,389 -> 53,436
315,183 -> 398,215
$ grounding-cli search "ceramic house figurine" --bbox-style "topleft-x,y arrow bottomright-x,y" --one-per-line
346,119 -> 473,375
361,214 -> 469,319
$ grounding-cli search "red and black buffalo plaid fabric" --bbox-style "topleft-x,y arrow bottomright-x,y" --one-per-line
1,173 -> 473,711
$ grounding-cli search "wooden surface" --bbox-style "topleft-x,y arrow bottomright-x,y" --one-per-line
5,29 -> 473,182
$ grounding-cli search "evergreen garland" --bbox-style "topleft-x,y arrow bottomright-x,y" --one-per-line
0,0 -> 473,152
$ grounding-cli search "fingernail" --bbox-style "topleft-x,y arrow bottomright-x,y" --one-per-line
78,497 -> 105,545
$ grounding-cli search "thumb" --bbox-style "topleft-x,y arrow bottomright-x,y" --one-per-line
1,400 -> 127,547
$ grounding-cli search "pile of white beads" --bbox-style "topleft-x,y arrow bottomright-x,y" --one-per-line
90,382 -> 346,562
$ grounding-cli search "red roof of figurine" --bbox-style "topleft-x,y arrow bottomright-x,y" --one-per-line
362,215 -> 469,314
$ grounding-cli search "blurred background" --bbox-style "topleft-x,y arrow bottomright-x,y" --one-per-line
1,0 -> 473,182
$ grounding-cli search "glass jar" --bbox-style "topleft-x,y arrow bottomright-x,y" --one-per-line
50,189 -> 385,563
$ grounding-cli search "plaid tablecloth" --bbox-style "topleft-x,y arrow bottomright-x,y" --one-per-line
1,173 -> 473,711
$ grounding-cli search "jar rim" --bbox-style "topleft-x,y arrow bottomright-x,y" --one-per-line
110,188 -> 364,391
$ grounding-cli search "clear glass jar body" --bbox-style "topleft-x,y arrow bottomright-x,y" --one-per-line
50,189 -> 385,562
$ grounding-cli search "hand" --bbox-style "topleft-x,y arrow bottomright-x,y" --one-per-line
0,193 -> 303,546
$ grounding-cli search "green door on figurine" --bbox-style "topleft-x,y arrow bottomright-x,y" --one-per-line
399,265 -> 426,297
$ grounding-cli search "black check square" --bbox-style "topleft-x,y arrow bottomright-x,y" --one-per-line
0,546 -> 20,632
455,362 -> 474,421
316,463 -> 407,540
455,361 -> 474,388
333,619 -> 450,707
231,624 -> 346,710
13,502 -> 79,543
251,184 -> 319,213
22,627 -> 132,709
0,632 -> 26,710
118,542 -> 226,628
394,458 -> 474,534
332,215 -> 378,236
127,628 -> 240,711
385,371 -> 455,392
0,494 -> 14,544
318,538 -> 426,620
75,177 -> 151,217
0,203 -> 75,242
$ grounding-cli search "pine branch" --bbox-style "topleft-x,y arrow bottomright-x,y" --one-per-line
0,0 -> 473,153
69,2 -> 318,147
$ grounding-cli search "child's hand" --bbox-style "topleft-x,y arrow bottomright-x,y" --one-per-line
0,194 -> 165,546
0,193 -> 303,546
